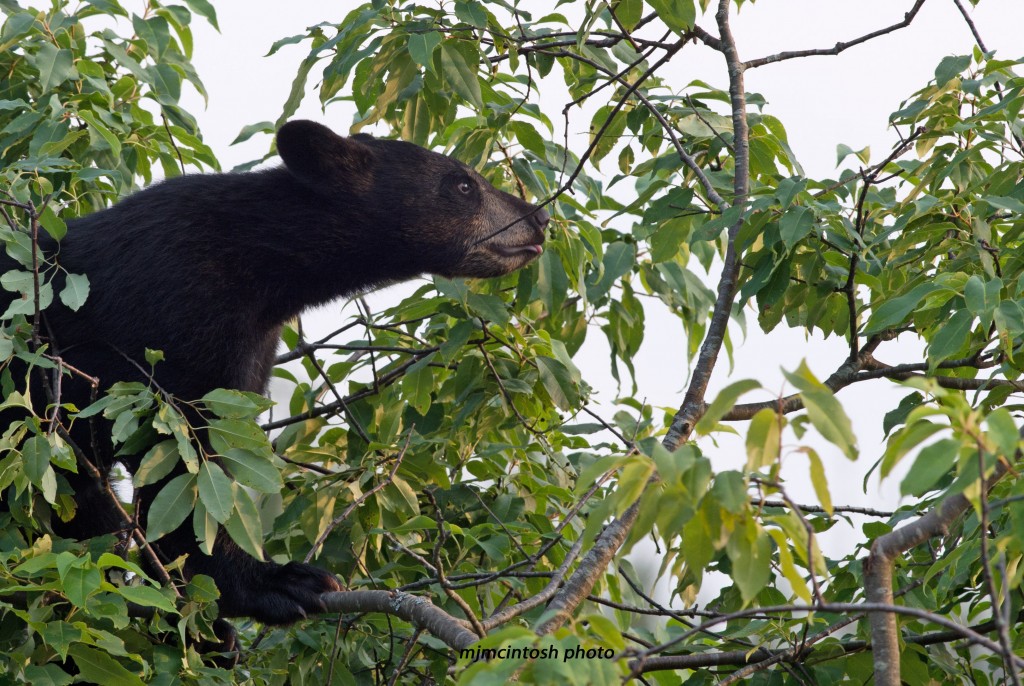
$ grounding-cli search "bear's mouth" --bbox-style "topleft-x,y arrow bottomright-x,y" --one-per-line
490,243 -> 544,259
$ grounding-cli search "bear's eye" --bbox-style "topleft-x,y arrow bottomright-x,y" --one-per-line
457,179 -> 473,195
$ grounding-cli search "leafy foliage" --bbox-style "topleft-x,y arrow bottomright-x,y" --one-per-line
2,0 -> 1024,684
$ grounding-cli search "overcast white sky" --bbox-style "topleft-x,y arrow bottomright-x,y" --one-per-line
176,1 -> 1024,568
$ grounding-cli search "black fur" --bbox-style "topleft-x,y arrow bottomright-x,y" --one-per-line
0,120 -> 548,625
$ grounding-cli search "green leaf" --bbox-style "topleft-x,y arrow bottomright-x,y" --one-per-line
711,471 -> 747,514
985,195 -> 1024,214
836,143 -> 870,166
801,447 -> 832,515
224,485 -> 264,561
147,63 -> 182,105
58,273 -> 90,311
1,269 -> 34,295
783,361 -> 857,460
193,498 -> 218,555
115,584 -> 177,612
31,43 -> 75,92
181,0 -> 219,31
935,54 -> 970,88
864,282 -> 942,334
900,438 -> 960,496
23,664 -> 73,686
881,417 -> 945,478
146,472 -> 197,540
613,0 -> 644,30
61,564 -> 102,607
467,293 -> 509,326
134,440 -> 180,487
22,435 -> 51,485
964,275 -> 1000,319
408,31 -> 441,69
440,42 -> 483,108
231,121 -> 274,145
401,359 -> 434,416
389,514 -> 437,534
39,205 -> 67,241
38,620 -> 81,660
650,217 -> 690,263
220,448 -> 284,493
198,462 -> 233,523
96,553 -> 148,578
779,206 -> 814,249
207,418 -> 271,453
66,645 -> 144,686
927,309 -> 973,364
986,408 -> 1020,458
727,521 -> 772,604
590,105 -> 628,167
454,1 -> 488,26
746,408 -> 782,470
509,120 -> 547,157
767,529 -> 811,602
202,388 -> 271,419
695,379 -> 761,435
646,0 -> 696,32
537,357 -> 579,411
586,241 -> 635,302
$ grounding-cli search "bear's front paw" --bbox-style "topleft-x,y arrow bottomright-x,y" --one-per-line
249,561 -> 342,626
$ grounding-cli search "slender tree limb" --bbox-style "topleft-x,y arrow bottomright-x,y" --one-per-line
472,38 -> 688,246
539,47 -> 728,210
720,349 -> 1011,422
951,0 -> 1024,154
304,432 -> 410,562
742,0 -> 928,69
754,499 -> 900,518
424,491 -> 487,638
386,628 -> 424,686
630,607 -> 1024,674
634,602 -> 1024,670
262,355 -> 422,431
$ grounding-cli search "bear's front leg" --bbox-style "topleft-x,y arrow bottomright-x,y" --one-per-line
184,531 -> 342,625
137,476 -> 341,625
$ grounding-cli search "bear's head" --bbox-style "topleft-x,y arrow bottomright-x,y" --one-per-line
275,120 -> 548,279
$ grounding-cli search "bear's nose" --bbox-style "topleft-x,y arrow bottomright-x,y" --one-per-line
530,207 -> 550,231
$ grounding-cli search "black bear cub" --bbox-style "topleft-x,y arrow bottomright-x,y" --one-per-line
1,120 -> 548,625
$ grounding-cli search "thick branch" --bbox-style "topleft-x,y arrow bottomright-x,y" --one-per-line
664,0 -> 749,448
534,499 -> 639,634
537,0 -> 750,636
320,590 -> 478,650
865,450 -> 1014,686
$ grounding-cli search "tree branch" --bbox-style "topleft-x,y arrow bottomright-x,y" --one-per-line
742,0 -> 928,69
664,0 -> 749,448
864,437 -> 1016,686
537,0 -> 751,636
631,607 -> 1024,675
320,590 -> 478,650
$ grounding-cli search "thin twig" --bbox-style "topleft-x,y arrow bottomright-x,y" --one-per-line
305,431 -> 411,562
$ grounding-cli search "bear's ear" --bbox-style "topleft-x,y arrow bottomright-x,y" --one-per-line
276,120 -> 374,189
